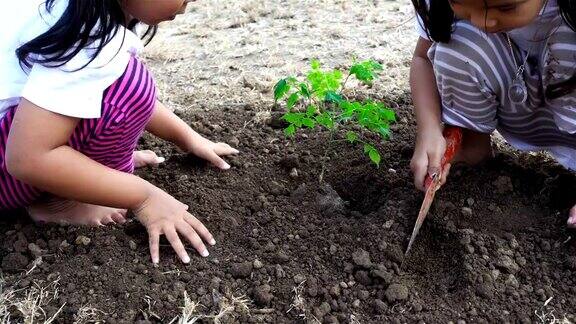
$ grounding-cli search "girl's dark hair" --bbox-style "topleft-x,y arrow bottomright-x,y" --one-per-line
412,0 -> 576,43
16,0 -> 157,70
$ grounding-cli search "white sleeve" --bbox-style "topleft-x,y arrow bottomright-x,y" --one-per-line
21,29 -> 142,119
414,0 -> 431,40
415,13 -> 431,40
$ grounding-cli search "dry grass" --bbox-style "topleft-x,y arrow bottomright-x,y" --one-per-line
0,275 -> 65,324
73,305 -> 106,324
144,0 -> 417,114
172,290 -> 253,324
286,281 -> 316,321
11,279 -> 64,324
535,297 -> 573,324
0,277 -> 15,324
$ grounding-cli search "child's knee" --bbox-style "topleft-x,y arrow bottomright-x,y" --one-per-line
456,130 -> 493,165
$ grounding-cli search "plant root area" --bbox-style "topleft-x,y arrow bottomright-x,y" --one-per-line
1,104 -> 576,323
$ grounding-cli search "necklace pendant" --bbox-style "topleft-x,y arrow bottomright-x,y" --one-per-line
508,79 -> 528,104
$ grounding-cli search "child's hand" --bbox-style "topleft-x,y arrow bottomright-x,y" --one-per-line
185,134 -> 239,170
134,186 -> 216,264
410,129 -> 447,191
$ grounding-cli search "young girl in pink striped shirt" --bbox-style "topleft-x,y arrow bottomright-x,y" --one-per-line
0,0 -> 236,264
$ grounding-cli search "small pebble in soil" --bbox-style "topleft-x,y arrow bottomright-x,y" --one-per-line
383,220 -> 394,229
466,198 -> 475,206
313,302 -> 331,319
307,278 -> 318,297
329,245 -> 337,254
229,136 -> 240,147
230,262 -> 253,278
129,240 -> 137,250
476,282 -> 494,299
59,240 -> 71,250
496,255 -> 520,274
371,269 -> 393,284
461,207 -> 473,217
373,299 -> 387,314
253,284 -> 273,306
385,283 -> 409,303
28,243 -> 44,257
505,274 -> 520,288
384,245 -> 404,264
293,274 -> 306,284
253,259 -> 264,269
275,251 -> 290,263
358,290 -> 370,300
355,270 -> 372,286
289,168 -> 298,178
75,235 -> 91,246
352,248 -> 372,268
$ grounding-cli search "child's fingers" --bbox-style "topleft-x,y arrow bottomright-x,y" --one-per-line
410,158 -> 427,191
568,206 -> 576,228
439,163 -> 451,188
177,220 -> 209,257
205,150 -> 231,170
214,143 -> 240,155
427,149 -> 443,179
134,150 -> 165,168
164,227 -> 190,263
111,211 -> 127,224
148,230 -> 160,264
184,212 -> 216,246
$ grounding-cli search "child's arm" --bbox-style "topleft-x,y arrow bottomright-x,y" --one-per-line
146,100 -> 238,167
6,98 -> 213,264
409,37 -> 448,190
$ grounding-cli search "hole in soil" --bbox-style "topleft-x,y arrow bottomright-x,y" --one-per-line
403,221 -> 467,296
328,171 -> 392,215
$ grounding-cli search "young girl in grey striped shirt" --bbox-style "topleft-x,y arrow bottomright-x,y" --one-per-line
409,0 -> 576,227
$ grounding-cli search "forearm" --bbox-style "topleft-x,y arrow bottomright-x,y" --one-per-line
8,146 -> 151,210
410,41 -> 443,136
146,100 -> 200,151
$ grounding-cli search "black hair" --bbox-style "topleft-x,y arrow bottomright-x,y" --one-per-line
16,0 -> 157,70
412,0 -> 576,43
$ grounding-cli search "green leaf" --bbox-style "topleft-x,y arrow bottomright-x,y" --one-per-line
368,148 -> 381,166
307,68 -> 343,99
350,60 -> 383,85
378,126 -> 391,138
302,117 -> 316,128
287,93 -> 299,110
346,131 -> 358,143
274,79 -> 290,101
363,143 -> 375,154
283,112 -> 301,124
306,105 -> 317,117
316,112 -> 334,129
300,83 -> 311,98
381,108 -> 396,122
311,59 -> 321,70
325,91 -> 343,103
284,124 -> 296,136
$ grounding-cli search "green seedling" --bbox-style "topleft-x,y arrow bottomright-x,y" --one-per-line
274,59 -> 395,169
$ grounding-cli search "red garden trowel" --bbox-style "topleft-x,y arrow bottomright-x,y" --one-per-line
405,126 -> 463,256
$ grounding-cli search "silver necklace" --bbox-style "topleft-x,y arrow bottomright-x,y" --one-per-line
505,34 -> 531,104
505,0 -> 550,104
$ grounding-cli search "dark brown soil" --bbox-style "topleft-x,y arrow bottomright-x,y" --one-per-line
1,99 -> 576,323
